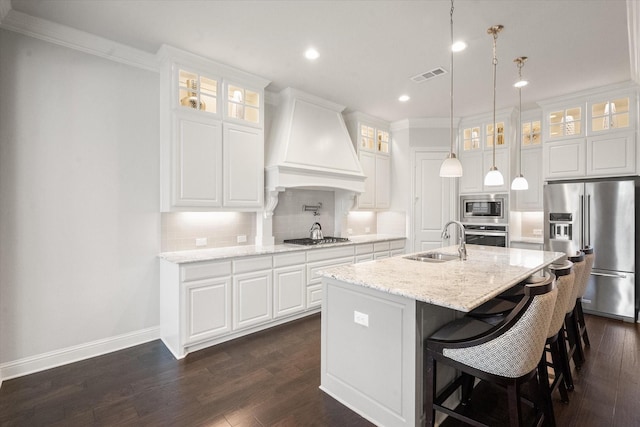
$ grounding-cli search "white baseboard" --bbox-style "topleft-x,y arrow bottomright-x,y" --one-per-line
0,326 -> 160,388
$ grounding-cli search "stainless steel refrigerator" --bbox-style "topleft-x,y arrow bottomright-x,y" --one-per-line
544,178 -> 638,322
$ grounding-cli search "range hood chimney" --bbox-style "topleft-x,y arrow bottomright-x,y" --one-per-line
265,88 -> 365,194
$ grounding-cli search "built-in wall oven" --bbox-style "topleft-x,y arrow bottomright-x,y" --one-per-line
460,194 -> 509,247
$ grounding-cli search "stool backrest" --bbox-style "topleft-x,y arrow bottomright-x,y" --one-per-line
442,276 -> 557,378
547,261 -> 575,338
579,246 -> 595,298
566,251 -> 585,312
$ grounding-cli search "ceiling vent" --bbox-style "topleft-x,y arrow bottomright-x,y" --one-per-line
411,67 -> 448,83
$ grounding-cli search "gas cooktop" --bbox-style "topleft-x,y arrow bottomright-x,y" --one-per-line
283,237 -> 350,246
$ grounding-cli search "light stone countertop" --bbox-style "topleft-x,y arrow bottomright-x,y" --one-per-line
319,244 -> 565,312
158,234 -> 406,264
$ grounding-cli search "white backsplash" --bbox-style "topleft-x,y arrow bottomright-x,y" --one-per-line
510,211 -> 544,240
161,212 -> 256,252
272,189 -> 336,242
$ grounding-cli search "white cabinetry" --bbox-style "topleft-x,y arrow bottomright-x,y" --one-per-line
306,246 -> 355,308
344,112 -> 391,209
459,110 -> 514,194
541,85 -> 638,181
233,256 -> 272,330
273,252 -> 306,318
158,45 -> 269,212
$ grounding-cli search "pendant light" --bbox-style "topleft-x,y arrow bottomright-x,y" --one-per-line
484,25 -> 504,187
439,0 -> 463,177
511,56 -> 529,191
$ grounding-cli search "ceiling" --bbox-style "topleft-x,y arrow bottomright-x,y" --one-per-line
7,0 -> 633,123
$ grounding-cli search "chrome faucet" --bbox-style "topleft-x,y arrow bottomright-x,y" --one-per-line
441,220 -> 467,260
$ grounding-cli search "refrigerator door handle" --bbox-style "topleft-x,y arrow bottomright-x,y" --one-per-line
579,194 -> 584,248
591,271 -> 628,279
587,194 -> 591,247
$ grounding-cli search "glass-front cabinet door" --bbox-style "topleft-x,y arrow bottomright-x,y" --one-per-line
485,121 -> 505,148
178,69 -> 218,114
590,97 -> 629,132
522,119 -> 541,146
548,106 -> 582,139
225,83 -> 260,125
360,124 -> 376,151
462,126 -> 481,151
377,129 -> 390,153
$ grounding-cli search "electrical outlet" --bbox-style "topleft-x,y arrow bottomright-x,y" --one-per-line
532,228 -> 543,236
237,235 -> 247,243
365,227 -> 371,233
354,310 -> 369,327
195,238 -> 207,247
347,228 -> 353,235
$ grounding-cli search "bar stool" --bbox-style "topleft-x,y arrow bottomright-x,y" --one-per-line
575,246 -> 594,348
564,251 -> 586,373
540,261 -> 575,427
425,275 -> 558,427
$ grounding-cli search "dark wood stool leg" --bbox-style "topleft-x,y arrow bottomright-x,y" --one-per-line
537,353 -> 556,427
557,331 -> 574,391
460,373 -> 475,405
576,300 -> 591,348
424,351 -> 436,427
507,382 -> 523,427
565,312 -> 584,370
550,339 -> 570,403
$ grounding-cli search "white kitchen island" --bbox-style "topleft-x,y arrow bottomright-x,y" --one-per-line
319,244 -> 565,427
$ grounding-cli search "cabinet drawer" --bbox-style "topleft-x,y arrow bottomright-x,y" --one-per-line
355,254 -> 374,264
389,239 -> 406,250
307,257 -> 354,285
273,251 -> 306,268
307,284 -> 323,308
182,261 -> 232,282
374,241 -> 390,252
355,244 -> 374,255
233,256 -> 272,274
306,246 -> 354,262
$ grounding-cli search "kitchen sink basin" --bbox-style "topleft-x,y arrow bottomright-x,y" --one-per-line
404,252 -> 460,263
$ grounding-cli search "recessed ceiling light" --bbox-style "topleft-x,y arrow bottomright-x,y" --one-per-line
304,48 -> 319,60
398,95 -> 410,102
451,41 -> 467,52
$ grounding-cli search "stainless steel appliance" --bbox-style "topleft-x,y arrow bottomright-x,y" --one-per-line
283,237 -> 349,245
460,194 -> 509,247
544,178 -> 638,322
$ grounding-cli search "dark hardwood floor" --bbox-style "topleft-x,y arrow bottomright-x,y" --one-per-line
0,313 -> 638,426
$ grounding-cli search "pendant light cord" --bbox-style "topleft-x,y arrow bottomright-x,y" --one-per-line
450,0 -> 455,155
518,69 -> 523,175
491,29 -> 498,169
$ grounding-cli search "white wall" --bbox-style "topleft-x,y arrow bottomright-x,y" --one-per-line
0,29 -> 160,374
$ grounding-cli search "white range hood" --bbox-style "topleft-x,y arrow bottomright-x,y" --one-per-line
265,88 -> 365,194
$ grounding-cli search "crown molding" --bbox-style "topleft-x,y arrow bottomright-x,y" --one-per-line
0,6 -> 158,72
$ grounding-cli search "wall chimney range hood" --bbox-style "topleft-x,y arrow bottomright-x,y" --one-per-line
265,88 -> 366,195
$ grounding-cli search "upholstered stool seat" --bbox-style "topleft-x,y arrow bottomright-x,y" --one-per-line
425,275 -> 558,427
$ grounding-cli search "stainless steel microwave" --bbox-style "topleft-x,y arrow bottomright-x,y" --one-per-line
460,194 -> 508,224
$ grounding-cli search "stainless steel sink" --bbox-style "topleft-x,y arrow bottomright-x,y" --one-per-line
404,252 -> 460,263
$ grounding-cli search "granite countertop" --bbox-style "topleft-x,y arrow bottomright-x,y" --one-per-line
319,244 -> 565,312
158,234 -> 406,264
510,237 -> 544,244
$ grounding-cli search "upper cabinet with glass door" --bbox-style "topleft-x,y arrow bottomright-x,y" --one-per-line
590,97 -> 630,133
178,69 -> 219,115
225,83 -> 262,126
547,106 -> 582,140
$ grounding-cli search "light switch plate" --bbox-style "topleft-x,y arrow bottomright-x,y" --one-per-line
237,235 -> 247,243
195,238 -> 207,247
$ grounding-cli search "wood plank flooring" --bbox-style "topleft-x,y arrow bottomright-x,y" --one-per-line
0,313 -> 638,426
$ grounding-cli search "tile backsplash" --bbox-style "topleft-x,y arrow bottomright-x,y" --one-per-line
272,189 -> 337,242
161,190 -> 406,252
161,212 -> 256,252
